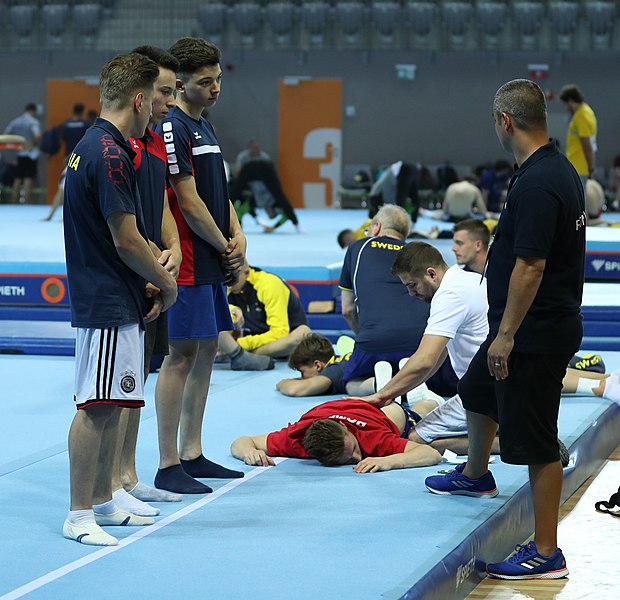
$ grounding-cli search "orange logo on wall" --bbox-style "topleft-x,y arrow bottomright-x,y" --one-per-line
41,277 -> 66,304
278,79 -> 342,208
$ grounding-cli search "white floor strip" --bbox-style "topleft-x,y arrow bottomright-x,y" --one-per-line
0,458 -> 286,600
555,460 -> 620,599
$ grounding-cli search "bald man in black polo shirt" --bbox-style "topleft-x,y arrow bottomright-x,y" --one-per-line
425,79 -> 585,580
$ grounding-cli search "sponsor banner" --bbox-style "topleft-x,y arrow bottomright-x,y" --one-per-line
586,253 -> 620,280
0,274 -> 68,306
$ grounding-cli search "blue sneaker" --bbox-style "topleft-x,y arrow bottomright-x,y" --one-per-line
486,541 -> 569,579
425,463 -> 499,498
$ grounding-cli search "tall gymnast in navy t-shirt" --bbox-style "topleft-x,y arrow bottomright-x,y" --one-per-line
153,38 -> 248,494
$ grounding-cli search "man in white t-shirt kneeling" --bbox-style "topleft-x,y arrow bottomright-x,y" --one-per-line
359,241 -> 494,455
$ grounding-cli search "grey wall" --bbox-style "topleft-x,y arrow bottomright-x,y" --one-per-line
2,49 -> 618,172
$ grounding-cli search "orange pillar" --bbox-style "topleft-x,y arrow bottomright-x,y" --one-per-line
277,79 -> 342,208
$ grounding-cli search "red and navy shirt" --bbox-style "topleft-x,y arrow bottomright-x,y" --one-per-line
130,128 -> 167,249
63,118 -> 148,328
156,106 -> 230,286
267,399 -> 408,459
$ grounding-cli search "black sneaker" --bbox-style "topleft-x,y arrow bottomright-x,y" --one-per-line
595,486 -> 620,517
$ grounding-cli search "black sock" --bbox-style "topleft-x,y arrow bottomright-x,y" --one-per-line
180,455 -> 244,479
154,464 -> 213,494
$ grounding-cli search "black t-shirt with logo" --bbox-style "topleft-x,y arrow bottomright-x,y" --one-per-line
486,143 -> 585,354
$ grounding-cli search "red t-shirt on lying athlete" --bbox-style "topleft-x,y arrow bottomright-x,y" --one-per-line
266,398 -> 407,459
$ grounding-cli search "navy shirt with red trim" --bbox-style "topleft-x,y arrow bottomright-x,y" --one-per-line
63,118 -> 148,328
486,142 -> 585,353
156,106 -> 230,286
130,129 -> 167,249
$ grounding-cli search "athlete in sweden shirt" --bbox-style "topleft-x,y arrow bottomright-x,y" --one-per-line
339,235 -> 429,352
156,106 -> 230,285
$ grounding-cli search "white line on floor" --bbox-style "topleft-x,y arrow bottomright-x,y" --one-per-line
0,459 -> 286,600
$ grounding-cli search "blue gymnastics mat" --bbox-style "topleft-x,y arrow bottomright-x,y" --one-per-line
2,205 -> 620,353
0,351 -> 619,600
2,205 -> 620,307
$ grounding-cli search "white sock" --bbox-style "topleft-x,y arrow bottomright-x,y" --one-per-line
374,361 -> 393,391
113,488 -> 160,516
93,499 -> 118,515
406,383 -> 430,404
129,481 -> 182,503
576,378 -> 597,395
67,509 -> 95,526
602,374 -> 620,405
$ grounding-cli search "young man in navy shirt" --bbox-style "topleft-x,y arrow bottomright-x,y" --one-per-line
61,102 -> 90,157
154,37 -> 247,494
426,79 -> 585,580
62,53 -> 177,545
106,45 -> 184,517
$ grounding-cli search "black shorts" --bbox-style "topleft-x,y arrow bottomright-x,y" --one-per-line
144,312 -> 169,365
458,337 -> 571,465
15,156 -> 37,179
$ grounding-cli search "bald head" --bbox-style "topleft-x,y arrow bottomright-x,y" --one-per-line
372,205 -> 412,240
493,79 -> 547,132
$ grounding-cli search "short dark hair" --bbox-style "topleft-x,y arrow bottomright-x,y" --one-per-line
288,334 -> 335,370
73,103 -> 85,115
302,420 -> 347,466
99,53 -> 159,110
132,45 -> 180,73
453,219 -> 491,249
169,37 -> 221,80
493,79 -> 547,132
25,103 -> 36,113
494,159 -> 512,173
559,84 -> 584,104
391,241 -> 446,278
337,229 -> 353,248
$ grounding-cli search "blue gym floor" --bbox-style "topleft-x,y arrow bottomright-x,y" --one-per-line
1,355 -> 619,600
1,205 -> 620,599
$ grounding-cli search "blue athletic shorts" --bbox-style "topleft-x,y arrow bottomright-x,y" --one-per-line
342,347 -> 458,397
342,348 -> 415,385
400,404 -> 422,438
167,283 -> 234,340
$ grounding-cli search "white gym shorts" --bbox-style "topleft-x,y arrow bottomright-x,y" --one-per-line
413,394 -> 468,442
74,324 -> 145,409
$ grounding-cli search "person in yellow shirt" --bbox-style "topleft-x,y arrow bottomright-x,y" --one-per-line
218,262 -> 311,368
560,84 -> 597,191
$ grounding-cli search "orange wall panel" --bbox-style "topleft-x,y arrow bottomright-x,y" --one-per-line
46,79 -> 100,204
277,79 -> 342,208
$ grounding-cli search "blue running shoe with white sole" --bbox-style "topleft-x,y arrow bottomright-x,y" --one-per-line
425,463 -> 499,498
486,541 -> 569,580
